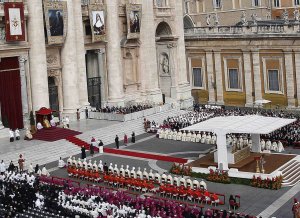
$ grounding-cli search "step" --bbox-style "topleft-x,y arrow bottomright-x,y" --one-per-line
282,162 -> 300,177
278,160 -> 297,172
283,170 -> 300,183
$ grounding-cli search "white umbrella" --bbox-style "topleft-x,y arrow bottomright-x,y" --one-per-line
255,99 -> 271,105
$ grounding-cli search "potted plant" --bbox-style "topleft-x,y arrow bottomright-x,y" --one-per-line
29,111 -> 36,134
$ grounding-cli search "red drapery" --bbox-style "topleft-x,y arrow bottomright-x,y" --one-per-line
0,57 -> 23,130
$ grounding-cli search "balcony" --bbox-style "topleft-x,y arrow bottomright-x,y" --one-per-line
184,23 -> 300,40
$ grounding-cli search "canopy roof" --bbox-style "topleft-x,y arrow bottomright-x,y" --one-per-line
181,115 -> 296,135
35,107 -> 53,116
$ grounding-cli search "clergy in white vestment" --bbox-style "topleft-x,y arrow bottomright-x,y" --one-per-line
50,119 -> 56,127
37,122 -> 43,130
28,163 -> 34,174
9,129 -> 14,142
41,166 -> 50,177
15,129 -> 20,140
58,157 -> 66,168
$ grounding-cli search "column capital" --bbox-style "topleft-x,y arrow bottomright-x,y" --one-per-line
250,48 -> 260,53
18,55 -> 28,63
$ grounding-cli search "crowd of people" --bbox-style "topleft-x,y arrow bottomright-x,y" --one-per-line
155,105 -> 300,147
94,104 -> 153,115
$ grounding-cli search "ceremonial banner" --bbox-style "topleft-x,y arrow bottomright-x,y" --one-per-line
126,4 -> 142,39
4,2 -> 25,42
43,0 -> 68,45
89,4 -> 106,42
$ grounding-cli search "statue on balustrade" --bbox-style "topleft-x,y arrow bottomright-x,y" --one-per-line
241,11 -> 248,26
282,9 -> 289,24
294,8 -> 300,23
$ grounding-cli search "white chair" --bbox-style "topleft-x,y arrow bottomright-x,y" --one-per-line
136,167 -> 143,179
142,168 -> 149,180
176,131 -> 182,141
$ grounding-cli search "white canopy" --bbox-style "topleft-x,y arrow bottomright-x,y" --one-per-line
181,115 -> 296,135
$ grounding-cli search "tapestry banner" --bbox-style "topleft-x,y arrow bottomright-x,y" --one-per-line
43,0 -> 68,45
89,4 -> 106,42
126,4 -> 142,39
4,2 -> 25,42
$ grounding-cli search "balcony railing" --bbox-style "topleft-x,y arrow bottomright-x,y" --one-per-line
184,24 -> 300,39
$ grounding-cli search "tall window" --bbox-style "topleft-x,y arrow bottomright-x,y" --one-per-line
228,69 -> 239,89
268,70 -> 280,91
193,68 -> 203,87
213,0 -> 222,8
185,1 -> 189,14
253,0 -> 260,6
295,0 -> 300,6
273,0 -> 280,7
156,0 -> 167,7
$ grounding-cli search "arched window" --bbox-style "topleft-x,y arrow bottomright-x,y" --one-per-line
183,15 -> 195,28
155,22 -> 172,37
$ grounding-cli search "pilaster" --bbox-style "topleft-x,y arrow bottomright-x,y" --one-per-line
27,0 -> 49,111
205,51 -> 216,104
214,50 -> 224,105
252,49 -> 263,101
243,51 -> 254,107
18,56 -> 29,126
295,50 -> 300,107
284,50 -> 296,108
96,49 -> 107,107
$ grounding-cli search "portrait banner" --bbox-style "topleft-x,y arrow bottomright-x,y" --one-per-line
89,4 -> 106,42
126,4 -> 142,39
4,2 -> 25,42
43,0 -> 68,45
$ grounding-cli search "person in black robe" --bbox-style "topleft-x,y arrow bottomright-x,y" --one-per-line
81,146 -> 86,159
131,131 -> 135,143
115,135 -> 119,149
90,143 -> 94,157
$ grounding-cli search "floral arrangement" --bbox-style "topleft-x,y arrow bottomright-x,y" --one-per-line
207,169 -> 231,184
251,175 -> 283,190
170,163 -> 192,176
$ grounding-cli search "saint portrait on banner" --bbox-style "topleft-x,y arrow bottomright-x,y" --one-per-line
92,11 -> 105,35
129,11 -> 140,33
49,9 -> 64,36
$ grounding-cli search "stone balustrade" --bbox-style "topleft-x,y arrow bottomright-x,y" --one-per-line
184,24 -> 300,39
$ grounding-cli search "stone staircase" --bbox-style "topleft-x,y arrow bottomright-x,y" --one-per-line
0,108 -> 187,169
278,156 -> 300,187
77,108 -> 188,146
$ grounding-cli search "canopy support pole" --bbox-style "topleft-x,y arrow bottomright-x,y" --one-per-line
216,131 -> 229,170
251,134 -> 261,153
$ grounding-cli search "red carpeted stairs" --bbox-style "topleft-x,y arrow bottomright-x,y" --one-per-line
32,127 -> 82,142
66,136 -> 188,164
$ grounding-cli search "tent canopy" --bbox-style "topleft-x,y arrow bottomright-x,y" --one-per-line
181,115 -> 296,135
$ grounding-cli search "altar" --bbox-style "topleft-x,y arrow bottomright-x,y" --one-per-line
214,146 -> 250,164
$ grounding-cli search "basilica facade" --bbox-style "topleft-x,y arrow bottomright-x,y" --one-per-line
184,0 -> 300,108
0,0 -> 192,129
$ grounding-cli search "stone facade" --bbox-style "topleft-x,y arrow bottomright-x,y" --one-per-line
0,0 -> 192,125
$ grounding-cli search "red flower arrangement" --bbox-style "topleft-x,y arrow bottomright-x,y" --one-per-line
170,163 -> 192,176
251,175 -> 283,190
207,169 -> 231,184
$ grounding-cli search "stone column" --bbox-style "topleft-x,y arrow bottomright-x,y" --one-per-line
284,50 -> 296,107
251,134 -> 261,153
243,51 -> 254,107
73,0 -> 89,108
106,0 -> 124,106
206,51 -> 216,104
139,0 -> 161,103
295,50 -> 300,107
27,0 -> 49,111
214,51 -> 224,105
96,49 -> 107,106
61,0 -> 80,117
174,0 -> 192,107
252,50 -> 263,101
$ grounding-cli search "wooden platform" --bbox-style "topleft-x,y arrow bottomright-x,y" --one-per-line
188,152 -> 296,174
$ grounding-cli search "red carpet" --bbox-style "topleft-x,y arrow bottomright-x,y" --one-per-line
66,136 -> 188,164
33,127 -> 82,142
